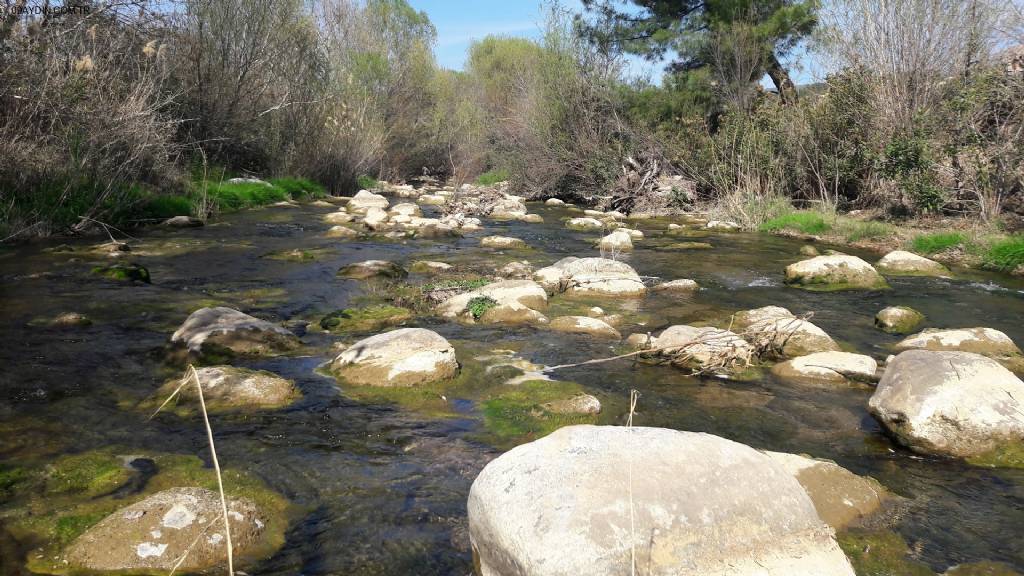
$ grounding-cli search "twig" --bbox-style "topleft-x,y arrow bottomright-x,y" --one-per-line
626,389 -> 639,576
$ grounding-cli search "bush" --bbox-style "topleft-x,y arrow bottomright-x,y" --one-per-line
760,211 -> 831,235
475,168 -> 509,185
356,175 -> 379,190
269,177 -> 326,199
466,296 -> 498,319
910,232 -> 967,254
983,236 -> 1024,272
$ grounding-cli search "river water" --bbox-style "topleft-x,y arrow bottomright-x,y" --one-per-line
1,199 -> 1023,574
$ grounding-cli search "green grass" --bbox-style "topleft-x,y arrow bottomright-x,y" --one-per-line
138,194 -> 193,219
320,305 -> 413,332
837,219 -> 898,242
356,174 -> 379,190
760,211 -> 832,235
982,235 -> 1024,272
269,177 -> 326,199
202,180 -> 289,211
910,231 -> 967,255
475,168 -> 510,186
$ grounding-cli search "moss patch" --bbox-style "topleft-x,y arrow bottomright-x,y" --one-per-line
263,247 -> 334,261
966,442 -> 1024,469
91,263 -> 150,283
45,451 -> 134,498
838,530 -> 934,576
320,305 -> 413,333
479,380 -> 599,448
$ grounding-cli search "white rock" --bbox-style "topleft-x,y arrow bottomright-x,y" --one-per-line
875,250 -> 949,276
771,352 -> 878,385
331,328 -> 458,387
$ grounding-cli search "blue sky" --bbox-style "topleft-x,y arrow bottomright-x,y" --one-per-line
408,0 -> 823,86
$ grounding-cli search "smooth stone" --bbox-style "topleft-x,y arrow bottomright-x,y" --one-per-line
799,244 -> 820,256
410,260 -> 453,273
785,254 -> 889,290
565,217 -> 604,230
171,307 -> 299,355
656,325 -> 753,371
541,394 -> 601,415
479,302 -> 549,326
771,352 -> 878,385
437,280 -> 548,319
324,225 -> 358,239
548,316 -> 621,339
522,214 -> 544,223
534,257 -> 646,297
875,250 -> 949,276
323,211 -> 355,224
495,260 -> 533,279
481,236 -> 527,249
162,215 -> 203,227
598,230 -> 633,251
652,278 -> 699,293
893,327 -> 1022,361
705,220 -> 741,230
347,189 -> 389,213
162,365 -> 299,410
875,306 -> 924,334
331,328 -> 458,387
544,198 -> 564,206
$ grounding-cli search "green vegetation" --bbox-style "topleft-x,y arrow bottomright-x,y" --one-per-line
91,263 -> 151,283
760,211 -> 831,235
836,219 -> 898,243
480,380 -> 599,448
910,232 -> 967,255
837,530 -> 934,576
982,236 -> 1024,273
966,442 -> 1024,469
45,452 -> 133,498
320,305 -> 414,332
202,180 -> 290,211
475,168 -> 509,185
356,175 -> 379,190
466,296 -> 498,319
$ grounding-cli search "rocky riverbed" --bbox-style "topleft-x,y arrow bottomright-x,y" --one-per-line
1,184 -> 1023,575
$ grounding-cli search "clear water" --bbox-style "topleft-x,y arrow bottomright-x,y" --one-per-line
1,201 -> 1023,574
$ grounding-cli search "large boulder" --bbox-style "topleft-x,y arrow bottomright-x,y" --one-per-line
437,280 -> 548,320
158,366 -> 299,411
732,306 -> 840,358
875,250 -> 949,277
533,257 -> 646,297
784,255 -> 889,291
468,425 -> 855,576
337,260 -> 407,280
549,316 -> 621,339
655,325 -> 753,372
171,307 -> 299,356
771,352 -> 878,386
346,189 -> 389,213
868,350 -> 1024,462
65,487 -> 272,573
330,328 -> 459,387
875,306 -> 924,334
892,327 -> 1023,368
763,451 -> 889,530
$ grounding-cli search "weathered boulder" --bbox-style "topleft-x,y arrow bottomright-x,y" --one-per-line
598,230 -> 633,251
362,206 -> 389,229
65,487 -> 272,573
868,350 -> 1024,462
656,325 -> 753,372
389,202 -> 421,217
410,260 -> 452,274
625,332 -> 656,349
893,327 -> 1022,365
323,211 -> 355,224
346,190 -> 389,213
544,198 -> 564,206
541,394 -> 601,415
763,451 -> 888,530
418,194 -> 447,205
337,260 -> 407,280
652,278 -> 699,293
162,215 -> 203,227
495,260 -> 533,279
479,301 -> 550,326
437,280 -> 548,320
331,328 -> 458,387
549,316 -> 621,339
159,366 -> 299,411
875,250 -> 949,277
522,214 -> 544,223
565,217 -> 604,230
731,305 -> 793,331
799,244 -> 820,256
771,352 -> 878,386
468,425 -> 855,576
785,254 -> 889,291
732,306 -> 839,357
324,225 -> 358,239
481,236 -> 527,249
171,307 -> 299,356
874,306 -> 924,334
533,257 -> 646,297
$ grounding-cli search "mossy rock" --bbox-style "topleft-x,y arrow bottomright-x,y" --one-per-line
91,263 -> 150,283
480,380 -> 600,448
320,305 -> 414,332
263,247 -> 333,261
8,450 -> 290,576
837,530 -> 934,576
875,306 -> 925,335
45,451 -> 134,498
966,442 -> 1024,469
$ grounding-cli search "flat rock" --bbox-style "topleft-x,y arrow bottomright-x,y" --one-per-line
437,280 -> 548,320
161,366 -> 298,411
347,190 -> 389,213
653,278 -> 699,293
876,250 -> 949,276
331,328 -> 458,387
338,260 -> 407,279
565,217 -> 604,230
468,425 -> 854,576
533,257 -> 646,297
324,225 -> 359,239
771,352 -> 878,385
893,327 -> 1022,364
548,316 -> 621,339
481,236 -> 527,249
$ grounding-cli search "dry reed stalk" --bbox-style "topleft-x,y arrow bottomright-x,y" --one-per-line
626,389 -> 639,576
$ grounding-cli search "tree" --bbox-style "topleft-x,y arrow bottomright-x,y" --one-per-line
578,0 -> 818,104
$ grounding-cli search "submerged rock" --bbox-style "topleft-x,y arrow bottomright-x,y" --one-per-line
541,393 -> 601,415
330,328 -> 458,387
763,451 -> 888,530
319,305 -> 413,333
481,235 -> 527,249
337,260 -> 407,280
875,250 -> 949,276
533,257 -> 646,297
65,487 -> 272,573
785,254 -> 889,291
46,312 -> 92,327
652,278 -> 699,293
162,215 -> 203,227
548,316 -> 621,339
771,352 -> 878,386
159,365 -> 299,411
468,425 -> 855,576
92,263 -> 150,283
869,350 -> 1024,464
171,307 -> 299,356
875,306 -> 925,334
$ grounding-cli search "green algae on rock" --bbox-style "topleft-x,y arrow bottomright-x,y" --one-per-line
320,305 -> 413,332
838,530 -> 934,576
480,380 -> 601,448
91,262 -> 151,283
875,306 -> 925,334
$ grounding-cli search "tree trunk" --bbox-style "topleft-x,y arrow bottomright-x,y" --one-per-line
766,52 -> 798,104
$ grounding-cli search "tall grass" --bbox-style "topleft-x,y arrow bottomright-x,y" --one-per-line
983,236 -> 1024,272
475,168 -> 510,186
268,177 -> 326,199
759,211 -> 832,235
835,219 -> 898,242
356,175 -> 379,190
910,232 -> 967,254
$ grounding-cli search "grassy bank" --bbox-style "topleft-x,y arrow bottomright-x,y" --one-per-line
758,209 -> 1024,275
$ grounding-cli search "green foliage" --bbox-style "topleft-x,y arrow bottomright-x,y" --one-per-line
837,219 -> 897,242
421,278 -> 491,292
466,296 -> 498,319
356,174 -> 379,190
475,168 -> 510,185
760,211 -> 831,234
481,380 -> 598,446
202,180 -> 289,211
138,194 -> 193,219
881,136 -> 944,213
982,236 -> 1024,273
910,232 -> 967,255
269,177 -> 326,199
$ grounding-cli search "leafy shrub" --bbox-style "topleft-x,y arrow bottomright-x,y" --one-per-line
269,177 -> 326,199
466,296 -> 498,319
910,232 -> 967,254
475,168 -> 510,185
983,236 -> 1024,272
759,211 -> 831,235
880,136 -> 945,213
356,175 -> 379,190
